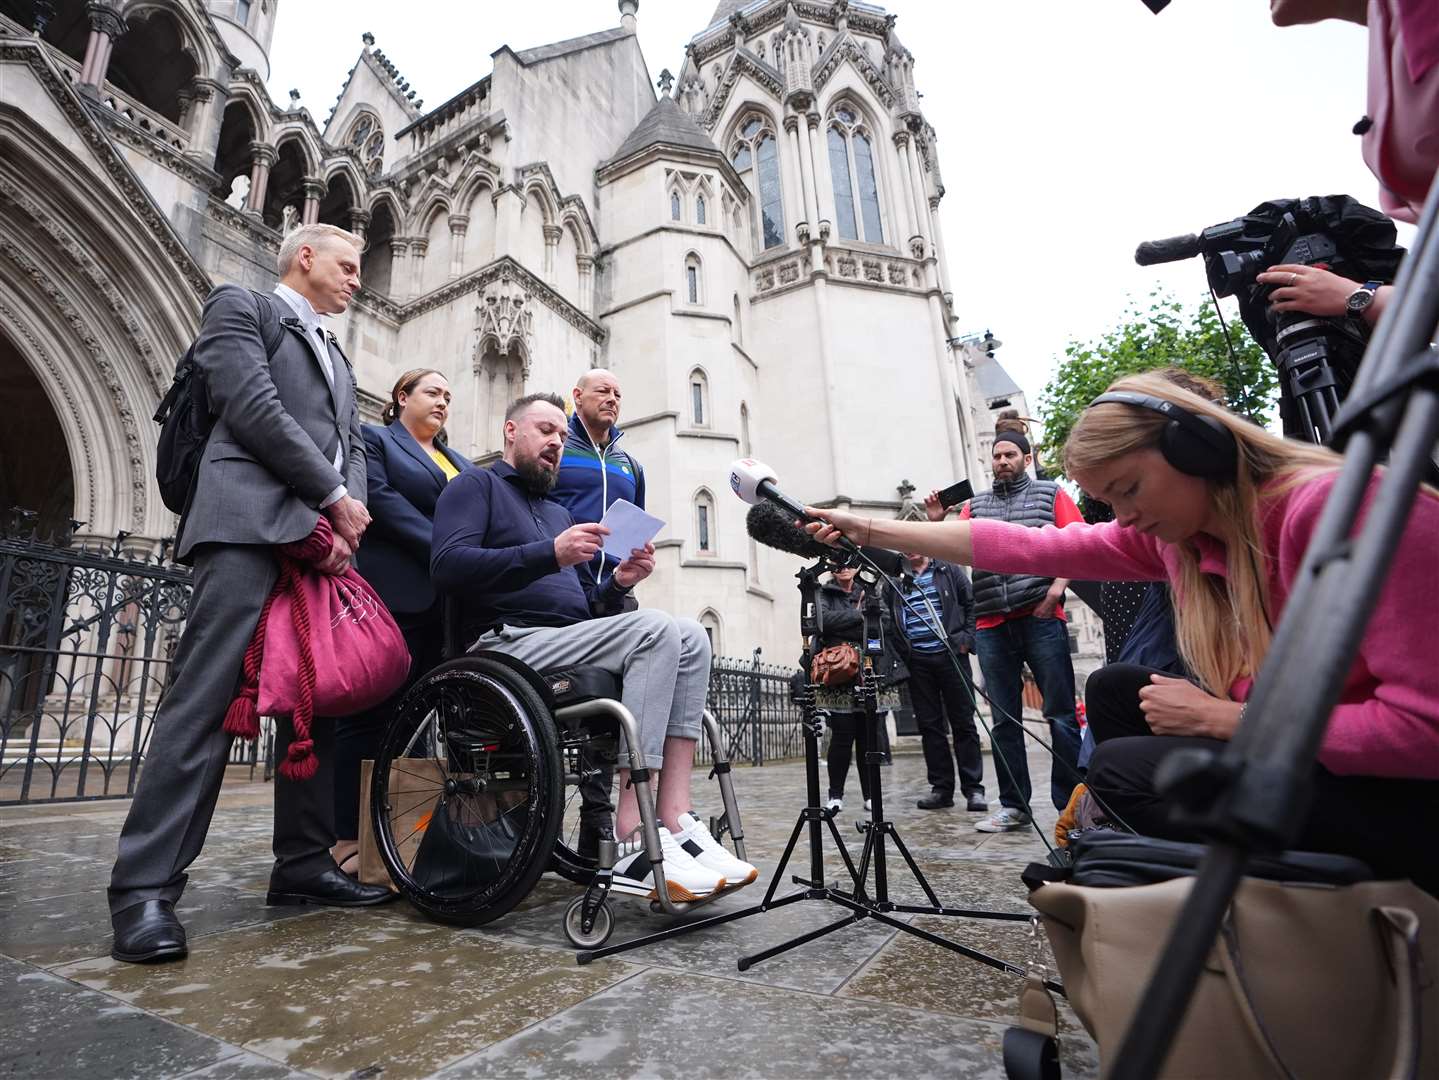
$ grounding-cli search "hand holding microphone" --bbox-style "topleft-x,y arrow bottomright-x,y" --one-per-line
802,506 -> 867,549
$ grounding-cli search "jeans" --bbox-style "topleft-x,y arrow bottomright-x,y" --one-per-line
975,615 -> 1082,813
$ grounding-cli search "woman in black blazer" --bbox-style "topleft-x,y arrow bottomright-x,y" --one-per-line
332,368 -> 471,875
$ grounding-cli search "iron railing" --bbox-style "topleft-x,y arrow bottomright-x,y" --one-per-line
0,515 -> 803,805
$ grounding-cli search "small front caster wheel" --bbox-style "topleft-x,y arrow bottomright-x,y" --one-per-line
564,895 -> 613,949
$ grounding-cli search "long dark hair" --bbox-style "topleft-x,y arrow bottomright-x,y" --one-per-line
381,368 -> 445,426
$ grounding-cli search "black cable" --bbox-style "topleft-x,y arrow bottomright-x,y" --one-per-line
1209,283 -> 1249,407
854,552 -> 1139,842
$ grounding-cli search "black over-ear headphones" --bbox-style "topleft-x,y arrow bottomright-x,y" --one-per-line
1088,391 -> 1238,481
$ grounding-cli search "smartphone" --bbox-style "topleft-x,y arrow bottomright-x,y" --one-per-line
937,479 -> 974,509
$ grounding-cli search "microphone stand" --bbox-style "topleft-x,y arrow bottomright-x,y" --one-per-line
578,556 -> 1061,996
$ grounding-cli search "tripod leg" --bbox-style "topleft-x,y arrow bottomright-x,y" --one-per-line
823,811 -> 864,893
736,908 -> 864,972
886,824 -> 943,908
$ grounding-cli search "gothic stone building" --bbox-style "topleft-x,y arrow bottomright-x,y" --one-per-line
0,0 -> 1000,664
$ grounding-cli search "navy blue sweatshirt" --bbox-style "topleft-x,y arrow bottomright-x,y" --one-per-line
431,460 -> 631,637
549,412 -> 645,590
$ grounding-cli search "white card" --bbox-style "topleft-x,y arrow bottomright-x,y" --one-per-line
598,499 -> 665,564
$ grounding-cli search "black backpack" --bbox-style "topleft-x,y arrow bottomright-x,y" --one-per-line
153,289 -> 286,514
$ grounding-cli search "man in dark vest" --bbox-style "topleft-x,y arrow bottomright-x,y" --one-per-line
952,431 -> 1083,832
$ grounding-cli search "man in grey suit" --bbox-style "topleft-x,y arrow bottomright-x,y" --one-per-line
109,224 -> 392,964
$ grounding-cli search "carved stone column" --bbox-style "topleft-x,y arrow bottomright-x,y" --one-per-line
541,223 -> 561,282
348,208 -> 371,243
245,143 -> 276,215
449,215 -> 470,278
805,111 -> 834,242
409,238 -> 429,297
182,78 -> 228,166
78,2 -> 126,94
783,115 -> 815,245
300,178 -> 325,225
389,240 -> 411,302
892,131 -> 919,249
576,253 -> 595,313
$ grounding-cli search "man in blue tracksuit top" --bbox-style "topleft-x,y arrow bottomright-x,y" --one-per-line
549,369 -> 646,595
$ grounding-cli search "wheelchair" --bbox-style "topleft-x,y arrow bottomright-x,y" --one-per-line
366,637 -> 749,949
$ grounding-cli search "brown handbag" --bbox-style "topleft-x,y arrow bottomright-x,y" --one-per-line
1028,874 -> 1439,1078
810,643 -> 861,686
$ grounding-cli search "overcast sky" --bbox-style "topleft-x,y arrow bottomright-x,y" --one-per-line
269,0 -> 1405,408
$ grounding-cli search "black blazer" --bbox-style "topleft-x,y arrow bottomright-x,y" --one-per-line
353,422 -> 471,618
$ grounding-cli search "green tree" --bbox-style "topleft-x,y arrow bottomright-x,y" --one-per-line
1035,292 -> 1278,479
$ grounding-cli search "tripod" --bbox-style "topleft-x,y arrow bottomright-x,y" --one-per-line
578,559 -> 1061,994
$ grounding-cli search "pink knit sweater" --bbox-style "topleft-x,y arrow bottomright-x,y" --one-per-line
969,472 -> 1439,780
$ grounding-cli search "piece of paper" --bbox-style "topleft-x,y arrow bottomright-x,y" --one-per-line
598,499 -> 665,564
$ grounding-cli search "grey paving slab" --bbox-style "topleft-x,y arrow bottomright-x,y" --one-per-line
0,954 -> 257,1080
53,907 -> 637,1078
174,1052 -> 315,1079
438,966 -> 1032,1080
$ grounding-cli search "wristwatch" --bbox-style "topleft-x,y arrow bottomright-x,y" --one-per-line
1345,280 -> 1383,314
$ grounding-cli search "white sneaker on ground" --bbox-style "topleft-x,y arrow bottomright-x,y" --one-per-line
610,826 -> 726,901
673,811 -> 760,886
975,807 -> 1033,833
863,799 -> 872,813
824,796 -> 843,813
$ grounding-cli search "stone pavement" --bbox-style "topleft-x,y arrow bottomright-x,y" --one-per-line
0,737 -> 1099,1079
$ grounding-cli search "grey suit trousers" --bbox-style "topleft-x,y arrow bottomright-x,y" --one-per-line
108,543 -> 337,915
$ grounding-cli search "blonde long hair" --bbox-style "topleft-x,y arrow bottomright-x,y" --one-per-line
1063,373 -> 1340,697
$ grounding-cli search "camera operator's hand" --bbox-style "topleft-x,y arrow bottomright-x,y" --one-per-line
613,543 -> 656,588
554,522 -> 608,567
1139,674 -> 1243,740
1258,264 -> 1391,326
923,489 -> 957,522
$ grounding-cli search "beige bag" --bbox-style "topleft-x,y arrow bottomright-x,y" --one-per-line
1029,875 -> 1438,1079
356,757 -> 449,891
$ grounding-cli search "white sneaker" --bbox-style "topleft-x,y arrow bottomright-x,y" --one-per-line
863,799 -> 872,813
824,796 -> 843,813
673,811 -> 760,886
611,826 -> 725,901
975,807 -> 1033,833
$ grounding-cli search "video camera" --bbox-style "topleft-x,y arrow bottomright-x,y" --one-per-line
1136,195 -> 1405,443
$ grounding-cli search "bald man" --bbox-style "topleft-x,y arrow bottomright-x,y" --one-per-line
550,368 -> 647,594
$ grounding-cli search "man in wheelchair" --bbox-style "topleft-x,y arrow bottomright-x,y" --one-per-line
431,392 -> 758,902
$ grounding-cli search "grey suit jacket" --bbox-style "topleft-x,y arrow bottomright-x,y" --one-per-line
177,284 -> 366,559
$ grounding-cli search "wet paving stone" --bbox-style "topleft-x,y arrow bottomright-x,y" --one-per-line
2,744 -> 1096,1077
53,908 -> 637,1078
439,966 -> 1041,1079
0,954 -> 259,1079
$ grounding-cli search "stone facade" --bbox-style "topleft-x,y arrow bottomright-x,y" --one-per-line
0,0 -> 1015,665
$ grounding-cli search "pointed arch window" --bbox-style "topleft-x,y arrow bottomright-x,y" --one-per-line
671,191 -> 682,221
684,253 -> 703,305
689,367 -> 709,427
694,489 -> 717,554
696,194 -> 707,225
827,106 -> 883,244
731,115 -> 785,250
348,111 -> 385,178
699,609 -> 723,653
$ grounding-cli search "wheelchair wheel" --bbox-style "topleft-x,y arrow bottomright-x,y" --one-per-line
549,732 -> 613,885
563,894 -> 613,949
370,656 -> 563,926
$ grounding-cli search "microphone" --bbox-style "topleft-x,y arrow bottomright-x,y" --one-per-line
746,501 -> 832,559
728,458 -> 809,519
1134,233 -> 1201,266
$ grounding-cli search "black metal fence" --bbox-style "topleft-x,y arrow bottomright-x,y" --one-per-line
1,516 -> 803,805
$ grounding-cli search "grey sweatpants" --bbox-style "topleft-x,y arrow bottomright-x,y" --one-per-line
474,609 -> 711,769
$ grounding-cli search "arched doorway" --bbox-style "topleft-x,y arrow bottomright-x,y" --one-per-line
0,329 -> 73,538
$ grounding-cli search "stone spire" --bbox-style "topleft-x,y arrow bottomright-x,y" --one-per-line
779,3 -> 812,106
619,0 -> 638,34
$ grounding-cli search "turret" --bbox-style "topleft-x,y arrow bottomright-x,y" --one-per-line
208,0 -> 277,80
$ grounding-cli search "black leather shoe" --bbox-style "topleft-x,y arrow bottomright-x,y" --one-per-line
966,793 -> 989,813
111,900 -> 188,964
267,866 -> 396,907
917,791 -> 955,810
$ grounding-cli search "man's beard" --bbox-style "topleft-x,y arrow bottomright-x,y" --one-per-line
515,455 -> 557,494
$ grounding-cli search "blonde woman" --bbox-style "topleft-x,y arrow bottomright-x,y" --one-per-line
805,372 -> 1439,892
